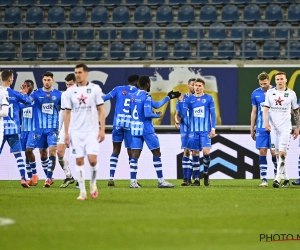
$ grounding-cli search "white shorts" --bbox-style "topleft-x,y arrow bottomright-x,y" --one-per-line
270,128 -> 291,153
57,130 -> 65,144
70,132 -> 99,158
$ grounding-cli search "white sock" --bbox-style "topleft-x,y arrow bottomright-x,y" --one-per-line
276,156 -> 286,182
158,177 -> 164,183
90,164 -> 98,186
63,158 -> 72,177
76,165 -> 86,194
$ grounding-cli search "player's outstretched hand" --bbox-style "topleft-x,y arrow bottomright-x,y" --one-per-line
265,123 -> 271,132
20,84 -> 28,94
250,130 -> 256,141
98,130 -> 105,143
293,128 -> 299,140
64,134 -> 70,147
167,90 -> 181,99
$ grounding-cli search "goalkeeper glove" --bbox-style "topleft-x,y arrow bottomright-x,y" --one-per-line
167,90 -> 181,99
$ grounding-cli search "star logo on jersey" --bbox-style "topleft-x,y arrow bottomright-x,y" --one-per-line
275,96 -> 284,106
77,94 -> 87,105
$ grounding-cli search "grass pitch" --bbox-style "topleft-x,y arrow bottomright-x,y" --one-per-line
0,179 -> 299,250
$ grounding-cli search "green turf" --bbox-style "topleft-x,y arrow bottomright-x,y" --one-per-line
0,179 -> 300,250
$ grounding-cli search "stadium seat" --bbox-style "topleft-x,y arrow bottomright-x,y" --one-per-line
146,0 -> 165,5
121,24 -> 138,40
274,22 -> 292,40
173,42 -> 191,59
128,42 -> 147,60
21,43 -> 37,60
208,23 -> 226,40
57,0 -> 78,7
55,24 -> 73,41
243,4 -> 261,23
124,0 -> 144,6
143,23 -> 160,40
77,24 -> 94,41
14,0 -> 34,6
99,24 -> 116,40
168,0 -> 186,5
67,7 -> 87,24
47,7 -> 65,24
111,6 -> 130,24
230,22 -> 247,40
80,0 -> 100,7
217,41 -> 235,59
0,43 -> 15,60
3,7 -> 21,25
287,41 -> 300,59
42,43 -> 60,60
103,0 -> 121,6
12,24 -> 29,41
165,23 -> 182,40
197,42 -> 213,59
277,0 -> 293,3
65,43 -> 81,60
262,41 -> 280,59
265,5 -> 282,22
221,5 -> 239,23
252,23 -> 269,39
177,5 -> 195,23
0,25 -> 8,41
36,0 -> 57,7
133,6 -> 151,24
87,7 -> 108,24
287,4 -> 300,22
153,42 -> 169,59
190,0 -> 208,5
186,23 -> 204,40
233,0 -> 252,4
25,7 -> 43,25
110,42 -> 125,60
84,43 -> 102,60
255,0 -> 273,4
156,6 -> 173,23
211,0 -> 230,4
33,24 -> 52,41
0,0 -> 13,7
240,41 -> 257,59
200,5 -> 217,23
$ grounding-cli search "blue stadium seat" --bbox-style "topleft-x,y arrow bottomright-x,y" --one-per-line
103,0 -> 121,6
221,5 -> 239,23
0,25 -> 8,41
143,23 -> 160,40
57,0 -> 78,7
165,23 -> 182,40
168,0 -> 186,5
133,6 -> 151,24
153,42 -> 169,59
110,42 -> 125,60
173,42 -> 191,59
65,43 -> 81,60
33,24 -> 52,41
25,7 -> 43,25
217,41 -> 235,59
0,0 -> 13,7
42,43 -> 60,60
208,23 -> 226,40
252,23 -> 269,39
77,24 -> 94,41
262,41 -> 280,59
36,0 -> 57,7
4,7 -> 21,25
124,0 -> 144,6
80,0 -> 100,7
287,4 -> 300,22
190,0 -> 208,5
84,43 -> 102,60
230,22 -> 247,40
55,24 -> 73,41
21,43 -> 37,60
146,0 -> 165,5
255,0 -> 273,4
243,4 -> 261,23
0,43 -> 15,60
121,24 -> 138,40
287,41 -> 300,59
197,42 -> 213,59
233,0 -> 252,4
128,42 -> 147,60
211,0 -> 230,4
265,5 -> 282,22
112,6 -> 130,24
87,7 -> 107,24
200,5 -> 217,23
99,24 -> 116,40
274,22 -> 292,40
12,24 -> 29,41
156,6 -> 173,23
47,7 -> 65,24
14,0 -> 34,6
67,7 -> 87,24
240,41 -> 257,59
177,5 -> 195,23
277,0 -> 294,3
186,23 -> 204,40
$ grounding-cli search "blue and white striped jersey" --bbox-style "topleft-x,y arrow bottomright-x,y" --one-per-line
19,103 -> 35,132
176,93 -> 190,133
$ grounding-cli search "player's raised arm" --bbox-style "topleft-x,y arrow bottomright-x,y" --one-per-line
151,90 -> 181,109
102,87 -> 118,102
144,95 -> 160,118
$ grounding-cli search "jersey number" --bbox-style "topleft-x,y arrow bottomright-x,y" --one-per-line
123,98 -> 130,113
8,104 -> 13,118
132,105 -> 139,120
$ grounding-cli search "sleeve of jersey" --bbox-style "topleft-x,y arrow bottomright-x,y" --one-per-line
102,87 -> 117,102
292,92 -> 298,110
16,92 -> 31,105
210,97 -> 216,129
177,101 -> 188,119
1,90 -> 9,106
96,85 -> 104,106
58,109 -> 64,131
0,91 -> 8,117
64,90 -> 72,110
144,96 -> 160,118
264,92 -> 270,108
251,92 -> 256,106
151,96 -> 170,109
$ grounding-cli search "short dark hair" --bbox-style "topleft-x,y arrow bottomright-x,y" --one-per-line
24,79 -> 34,88
195,78 -> 205,85
42,71 -> 53,78
257,72 -> 269,81
65,73 -> 76,82
1,69 -> 13,82
138,76 -> 150,88
75,64 -> 88,72
127,74 -> 139,84
275,71 -> 286,77
188,78 -> 195,83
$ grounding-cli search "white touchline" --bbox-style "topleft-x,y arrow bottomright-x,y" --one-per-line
0,217 -> 15,226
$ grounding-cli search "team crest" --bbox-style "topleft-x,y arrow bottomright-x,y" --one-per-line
72,149 -> 76,154
202,99 -> 206,103
52,96 -> 56,100
87,88 -> 91,94
284,93 -> 289,97
271,144 -> 275,149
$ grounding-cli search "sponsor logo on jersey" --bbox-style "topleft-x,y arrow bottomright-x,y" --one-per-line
193,106 -> 204,118
274,96 -> 284,106
23,107 -> 32,118
42,103 -> 54,114
77,94 -> 87,105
